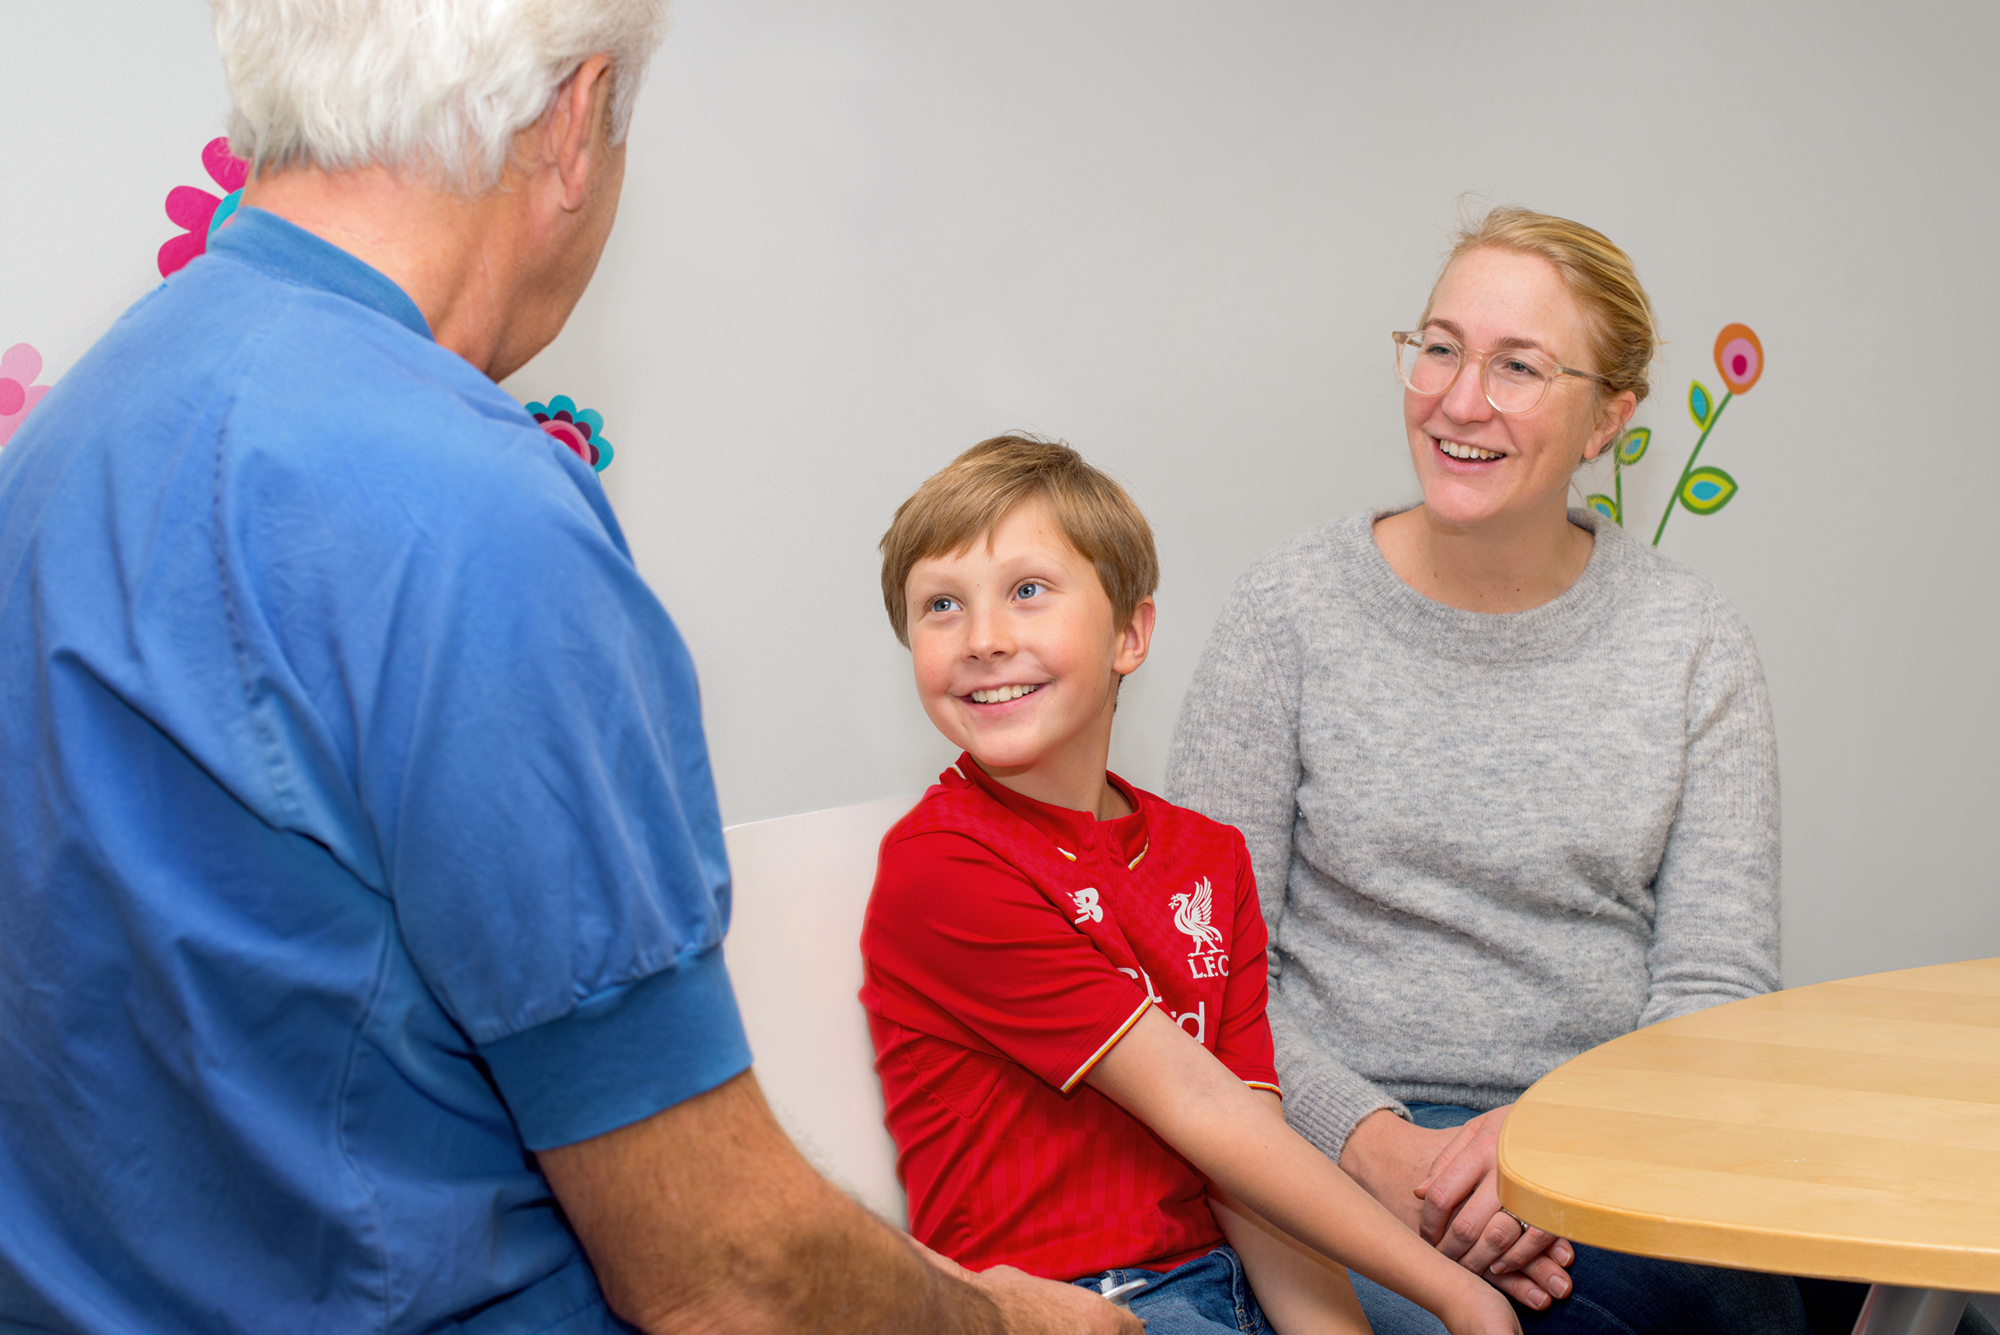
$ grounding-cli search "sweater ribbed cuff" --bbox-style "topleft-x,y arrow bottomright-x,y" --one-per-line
1269,1004 -> 1406,1160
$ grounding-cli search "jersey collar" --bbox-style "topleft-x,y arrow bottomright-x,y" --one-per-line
945,752 -> 1150,868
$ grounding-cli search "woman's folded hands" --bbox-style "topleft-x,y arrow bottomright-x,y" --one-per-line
1342,1106 -> 1575,1311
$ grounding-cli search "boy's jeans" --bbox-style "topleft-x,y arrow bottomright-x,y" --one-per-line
1071,1246 -> 1268,1334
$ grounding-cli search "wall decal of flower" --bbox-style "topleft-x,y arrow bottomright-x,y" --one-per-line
1598,324 -> 1763,547
159,138 -> 250,278
1587,427 -> 1650,525
525,395 -> 613,472
1649,323 -> 1762,546
0,343 -> 53,449
1714,323 -> 1763,395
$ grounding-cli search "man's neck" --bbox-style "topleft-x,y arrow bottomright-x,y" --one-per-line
243,167 -> 533,380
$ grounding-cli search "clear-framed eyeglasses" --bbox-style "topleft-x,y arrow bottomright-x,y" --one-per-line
1392,329 -> 1610,415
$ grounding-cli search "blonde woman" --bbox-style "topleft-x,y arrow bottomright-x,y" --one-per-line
1165,208 -> 1953,1335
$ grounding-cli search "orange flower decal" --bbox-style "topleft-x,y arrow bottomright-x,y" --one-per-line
1713,323 -> 1763,395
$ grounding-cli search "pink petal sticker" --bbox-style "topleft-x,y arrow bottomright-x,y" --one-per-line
540,419 -> 593,463
203,137 -> 249,194
0,343 -> 41,384
165,185 -> 221,233
0,384 -> 47,449
0,380 -> 22,417
158,230 -> 208,279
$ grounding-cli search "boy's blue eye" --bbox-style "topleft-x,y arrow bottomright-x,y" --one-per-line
1015,582 -> 1042,600
927,596 -> 958,614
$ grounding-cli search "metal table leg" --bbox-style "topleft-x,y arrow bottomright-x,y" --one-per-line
1851,1285 -> 1970,1335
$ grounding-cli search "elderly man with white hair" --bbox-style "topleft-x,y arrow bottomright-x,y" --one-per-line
0,4 -> 1137,1334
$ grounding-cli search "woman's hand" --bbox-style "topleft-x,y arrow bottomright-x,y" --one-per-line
1341,1108 -> 1572,1310
1412,1106 -> 1574,1307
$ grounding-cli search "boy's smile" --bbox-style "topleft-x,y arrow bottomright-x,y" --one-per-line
905,496 -> 1153,817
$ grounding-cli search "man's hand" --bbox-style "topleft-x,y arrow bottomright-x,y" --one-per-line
907,1240 -> 1142,1335
1341,1108 -> 1572,1311
972,1265 -> 1145,1335
540,1067 -> 1134,1334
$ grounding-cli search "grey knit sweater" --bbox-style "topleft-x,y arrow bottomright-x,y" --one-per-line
1164,507 -> 1780,1160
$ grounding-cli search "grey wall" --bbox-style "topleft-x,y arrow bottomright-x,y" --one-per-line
6,1 -> 1995,987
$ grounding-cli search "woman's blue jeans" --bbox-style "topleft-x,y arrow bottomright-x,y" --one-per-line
1351,1104 -> 1994,1335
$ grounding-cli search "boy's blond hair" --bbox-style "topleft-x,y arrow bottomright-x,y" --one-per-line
879,436 -> 1158,647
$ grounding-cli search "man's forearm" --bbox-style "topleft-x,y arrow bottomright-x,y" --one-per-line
661,1209 -> 1004,1335
540,1070 -> 1005,1335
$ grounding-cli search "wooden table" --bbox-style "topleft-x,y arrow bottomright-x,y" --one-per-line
1497,958 -> 2000,1335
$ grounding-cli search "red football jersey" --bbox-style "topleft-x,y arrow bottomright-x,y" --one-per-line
859,755 -> 1279,1281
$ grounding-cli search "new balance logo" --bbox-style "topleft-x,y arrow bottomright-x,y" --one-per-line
1071,886 -> 1103,924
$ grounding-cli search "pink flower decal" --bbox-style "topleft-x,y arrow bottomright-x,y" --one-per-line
0,343 -> 52,449
1713,323 -> 1763,395
525,396 -> 614,472
159,138 -> 250,278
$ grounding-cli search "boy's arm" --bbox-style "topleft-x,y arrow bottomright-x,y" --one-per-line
1085,1009 -> 1519,1335
1210,1095 -> 1371,1335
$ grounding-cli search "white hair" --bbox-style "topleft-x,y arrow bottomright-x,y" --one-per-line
213,0 -> 670,192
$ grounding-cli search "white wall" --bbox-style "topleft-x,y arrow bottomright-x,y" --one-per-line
5,1 -> 1995,987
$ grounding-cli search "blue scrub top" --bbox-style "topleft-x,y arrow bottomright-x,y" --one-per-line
0,209 -> 752,1334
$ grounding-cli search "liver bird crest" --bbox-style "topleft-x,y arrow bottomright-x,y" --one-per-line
1169,879 -> 1225,954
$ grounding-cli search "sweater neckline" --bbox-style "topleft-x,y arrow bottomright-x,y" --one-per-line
1340,505 -> 1631,664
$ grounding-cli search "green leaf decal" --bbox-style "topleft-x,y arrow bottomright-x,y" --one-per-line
1688,381 -> 1714,429
1586,493 -> 1619,523
1615,427 -> 1650,466
1679,466 -> 1738,515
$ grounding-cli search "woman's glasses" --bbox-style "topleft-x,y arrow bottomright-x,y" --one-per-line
1392,329 -> 1609,415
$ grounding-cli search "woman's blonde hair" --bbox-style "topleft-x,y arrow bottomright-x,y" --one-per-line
879,436 -> 1158,647
1422,206 -> 1657,405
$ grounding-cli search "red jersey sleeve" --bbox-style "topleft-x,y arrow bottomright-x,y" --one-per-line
863,829 -> 1151,1093
1211,832 -> 1280,1093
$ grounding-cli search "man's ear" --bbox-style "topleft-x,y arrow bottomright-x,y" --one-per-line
545,54 -> 616,212
1113,597 -> 1157,677
1582,390 -> 1639,462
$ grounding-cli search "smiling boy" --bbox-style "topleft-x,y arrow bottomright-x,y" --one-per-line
858,437 -> 1521,1335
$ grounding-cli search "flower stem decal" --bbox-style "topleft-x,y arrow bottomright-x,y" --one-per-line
1608,323 -> 1762,548
524,395 -> 614,472
159,138 -> 249,278
1652,388 -> 1732,545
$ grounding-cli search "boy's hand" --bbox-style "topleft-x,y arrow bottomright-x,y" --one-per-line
1438,1276 -> 1524,1335
969,1264 -> 1146,1335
